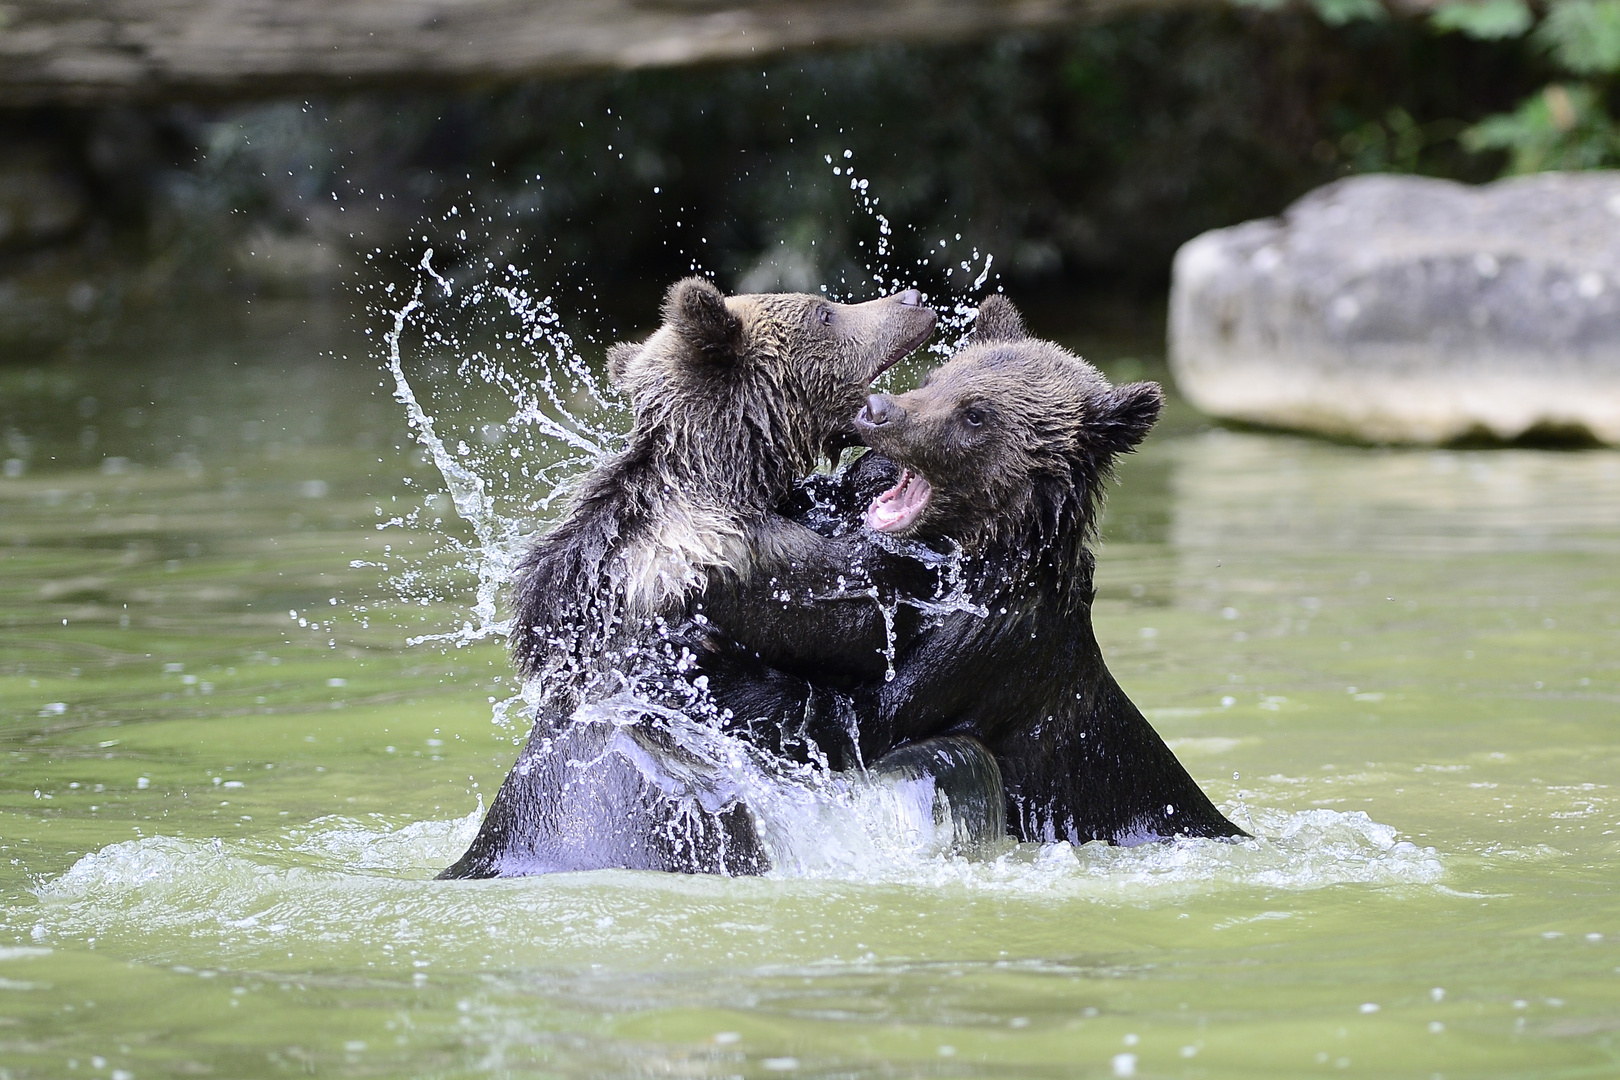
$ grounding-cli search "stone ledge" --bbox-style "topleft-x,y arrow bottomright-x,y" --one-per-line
0,0 -> 1174,104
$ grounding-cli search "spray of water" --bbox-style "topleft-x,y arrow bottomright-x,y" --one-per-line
364,180 -> 1025,869
360,164 -> 1443,885
384,282 -> 509,647
373,236 -> 625,664
823,147 -> 998,376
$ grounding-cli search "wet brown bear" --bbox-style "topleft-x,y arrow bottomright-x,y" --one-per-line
846,295 -> 1244,845
439,278 -> 936,879
697,296 -> 1242,846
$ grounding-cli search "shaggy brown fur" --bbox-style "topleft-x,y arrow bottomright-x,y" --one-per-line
509,278 -> 934,692
440,278 -> 935,878
680,296 -> 1240,848
857,296 -> 1162,579
689,296 -> 1240,844
845,295 -> 1244,845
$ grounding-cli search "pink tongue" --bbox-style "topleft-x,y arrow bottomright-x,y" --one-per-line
865,471 -> 932,533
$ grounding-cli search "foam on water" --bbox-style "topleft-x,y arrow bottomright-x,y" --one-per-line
27,804 -> 1445,979
34,803 -> 1443,957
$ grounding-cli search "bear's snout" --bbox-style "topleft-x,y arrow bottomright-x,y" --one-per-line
896,289 -> 922,308
858,394 -> 901,428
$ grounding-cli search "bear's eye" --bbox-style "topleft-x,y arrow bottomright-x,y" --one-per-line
963,408 -> 984,428
817,307 -> 833,326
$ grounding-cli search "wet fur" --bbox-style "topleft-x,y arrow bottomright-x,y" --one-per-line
703,296 -> 1243,846
441,279 -> 936,879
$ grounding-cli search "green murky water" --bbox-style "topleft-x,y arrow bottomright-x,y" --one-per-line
3,297 -> 1620,1079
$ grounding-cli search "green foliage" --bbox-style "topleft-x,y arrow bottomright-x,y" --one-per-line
1463,83 -> 1620,171
1535,0 -> 1620,74
1338,107 -> 1431,172
1231,0 -> 1386,23
1428,0 -> 1533,40
1424,0 -> 1620,175
1308,0 -> 1388,26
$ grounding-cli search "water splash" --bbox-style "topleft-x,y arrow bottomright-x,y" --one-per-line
360,167 -> 1179,885
825,148 -> 999,373
374,241 -> 626,651
372,160 -> 1007,656
384,286 -> 513,647
32,805 -> 1444,967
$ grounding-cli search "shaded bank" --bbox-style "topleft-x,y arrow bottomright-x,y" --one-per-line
2,11 -> 1538,356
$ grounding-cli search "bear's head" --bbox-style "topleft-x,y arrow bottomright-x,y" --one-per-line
854,295 -> 1162,561
607,278 -> 936,499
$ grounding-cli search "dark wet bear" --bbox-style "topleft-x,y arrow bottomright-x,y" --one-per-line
842,296 -> 1246,845
438,278 -> 937,879
692,295 -> 1241,845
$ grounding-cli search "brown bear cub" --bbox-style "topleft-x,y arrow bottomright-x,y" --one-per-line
693,295 -> 1240,846
438,278 -> 937,879
688,295 -> 1242,849
842,295 -> 1245,846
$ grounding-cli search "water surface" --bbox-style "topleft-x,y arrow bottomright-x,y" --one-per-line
3,297 -> 1619,1078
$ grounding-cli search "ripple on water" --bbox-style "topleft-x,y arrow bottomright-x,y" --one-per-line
32,803 -> 1442,969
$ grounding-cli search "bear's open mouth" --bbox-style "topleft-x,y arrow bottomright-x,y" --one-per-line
870,324 -> 935,384
866,469 -> 932,533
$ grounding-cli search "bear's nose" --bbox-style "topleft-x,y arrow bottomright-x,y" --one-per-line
859,394 -> 898,427
896,288 -> 922,307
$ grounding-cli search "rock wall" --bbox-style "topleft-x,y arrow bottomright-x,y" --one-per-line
0,0 -> 1168,104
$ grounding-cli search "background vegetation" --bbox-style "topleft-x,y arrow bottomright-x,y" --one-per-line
1,1 -> 1616,353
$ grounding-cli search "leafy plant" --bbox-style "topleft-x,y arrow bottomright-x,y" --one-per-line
1233,0 -> 1388,24
1429,0 -> 1533,40
1536,0 -> 1620,74
1430,0 -> 1620,172
1462,82 -> 1620,170
1309,0 -> 1388,26
1338,107 -> 1433,173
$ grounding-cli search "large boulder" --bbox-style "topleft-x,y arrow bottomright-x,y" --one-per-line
1169,172 -> 1620,444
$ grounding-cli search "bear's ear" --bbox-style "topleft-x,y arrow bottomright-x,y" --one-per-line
970,295 -> 1028,343
1091,381 -> 1163,455
664,277 -> 745,365
606,342 -> 639,387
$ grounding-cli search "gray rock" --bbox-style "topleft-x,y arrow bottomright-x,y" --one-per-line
1169,172 -> 1620,444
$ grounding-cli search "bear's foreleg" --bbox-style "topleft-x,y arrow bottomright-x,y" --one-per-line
439,706 -> 769,879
